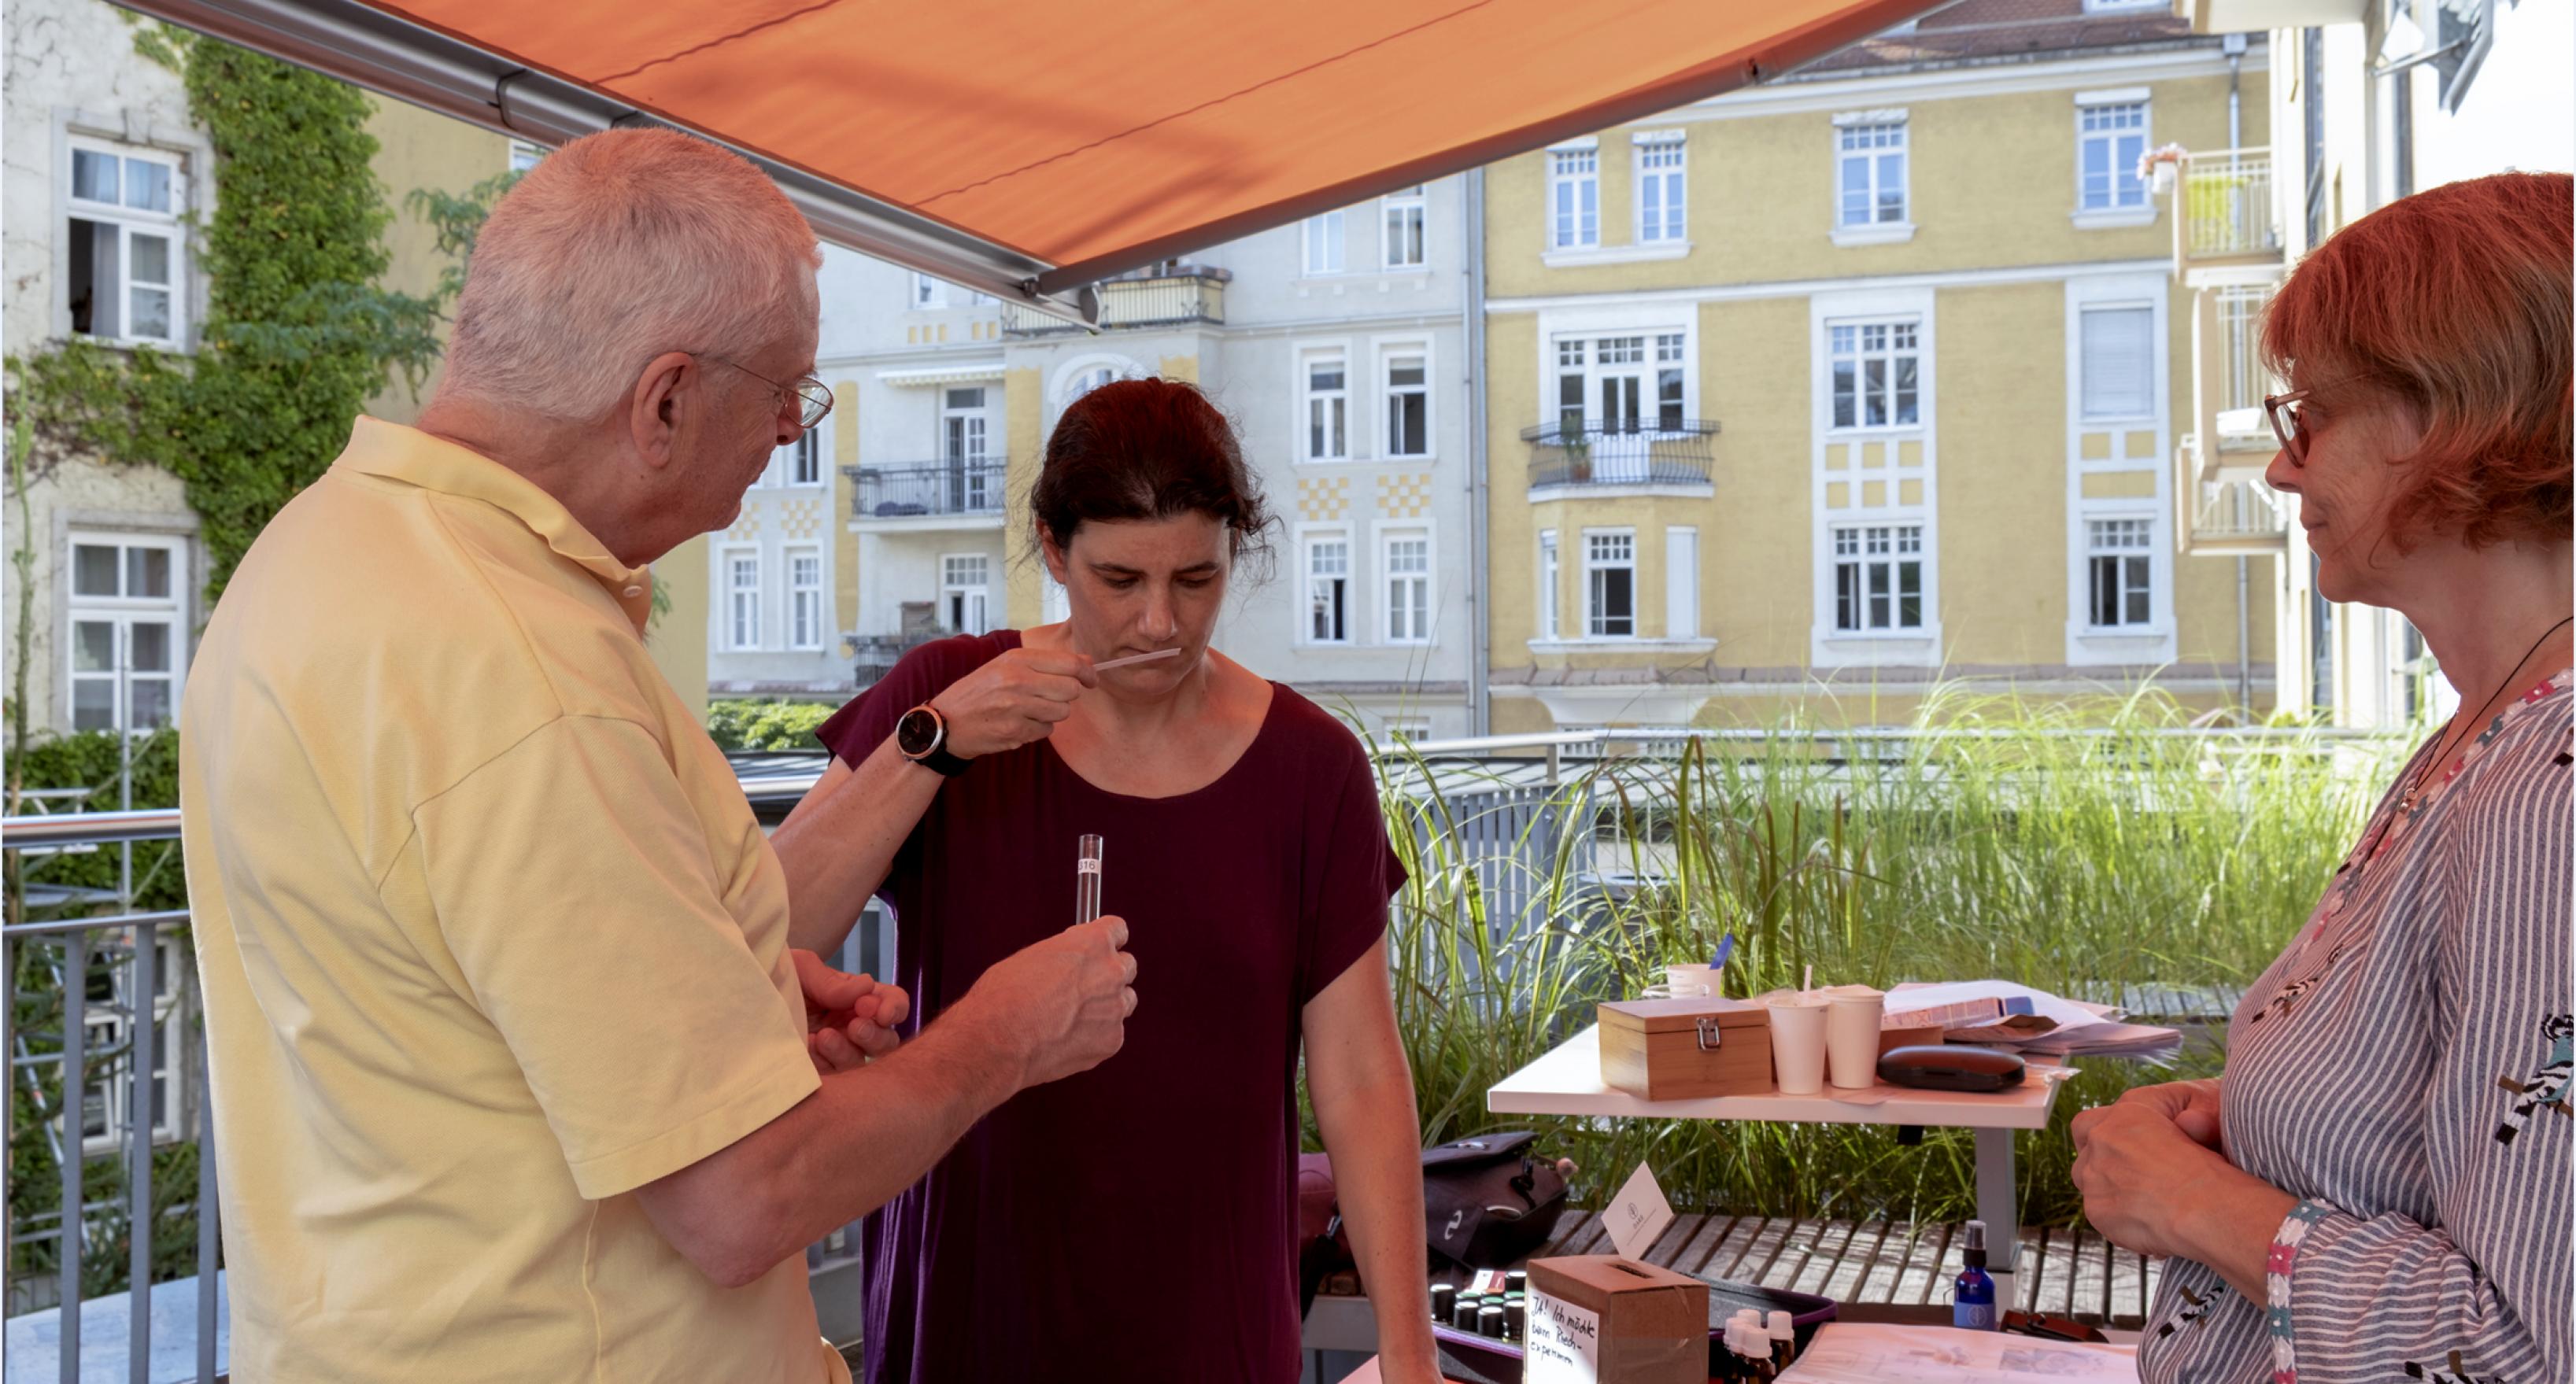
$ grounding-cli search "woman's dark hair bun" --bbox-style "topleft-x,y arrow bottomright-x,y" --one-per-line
1030,378 -> 1273,564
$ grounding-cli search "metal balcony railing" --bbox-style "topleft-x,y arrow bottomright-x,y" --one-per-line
3,804 -> 879,1379
2181,149 -> 2278,260
1000,267 -> 1229,337
1522,419 -> 1720,490
847,458 -> 1007,520
2193,478 -> 2289,544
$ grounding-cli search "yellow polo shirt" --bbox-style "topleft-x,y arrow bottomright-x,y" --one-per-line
179,418 -> 848,1382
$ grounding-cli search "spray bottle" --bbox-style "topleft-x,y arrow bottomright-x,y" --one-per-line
1953,1219 -> 1998,1330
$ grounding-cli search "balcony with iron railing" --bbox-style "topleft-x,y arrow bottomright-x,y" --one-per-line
1522,419 -> 1720,496
1000,266 -> 1229,337
2166,147 -> 2281,272
2176,434 -> 2290,555
845,458 -> 1008,526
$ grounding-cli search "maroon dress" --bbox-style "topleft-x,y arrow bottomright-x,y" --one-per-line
814,631 -> 1403,1384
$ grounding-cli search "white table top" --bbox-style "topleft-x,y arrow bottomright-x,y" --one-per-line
1486,1024 -> 2068,1130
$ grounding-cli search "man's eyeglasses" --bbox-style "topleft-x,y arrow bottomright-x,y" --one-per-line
705,356 -> 833,430
2263,389 -> 2315,468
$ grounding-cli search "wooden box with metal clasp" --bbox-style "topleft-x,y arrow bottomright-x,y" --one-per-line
1595,996 -> 1774,1101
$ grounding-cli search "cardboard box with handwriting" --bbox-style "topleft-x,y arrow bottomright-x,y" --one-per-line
1523,1254 -> 1709,1384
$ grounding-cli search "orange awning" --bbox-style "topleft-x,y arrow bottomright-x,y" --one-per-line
120,0 -> 1945,319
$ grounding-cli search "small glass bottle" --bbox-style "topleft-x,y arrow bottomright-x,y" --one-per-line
1428,1283 -> 1456,1328
1952,1220 -> 1998,1330
1451,1297 -> 1482,1332
1478,1304 -> 1508,1338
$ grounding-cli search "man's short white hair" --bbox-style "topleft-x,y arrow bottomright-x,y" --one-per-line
441,128 -> 822,422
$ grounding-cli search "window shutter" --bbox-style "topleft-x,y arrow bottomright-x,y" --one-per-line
2080,308 -> 2153,419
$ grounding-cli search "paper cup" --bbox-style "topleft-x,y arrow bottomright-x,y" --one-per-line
1767,1001 -> 1828,1094
1826,993 -> 1886,1089
1665,963 -> 1722,998
1639,981 -> 1712,1001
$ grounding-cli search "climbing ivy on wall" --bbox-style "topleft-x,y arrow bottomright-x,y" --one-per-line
3,21 -> 447,601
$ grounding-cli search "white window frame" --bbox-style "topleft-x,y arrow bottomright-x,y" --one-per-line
1537,530 -> 1560,641
2077,303 -> 2157,423
940,552 -> 992,636
911,271 -> 947,309
1828,523 -> 1928,634
2072,91 -> 2155,227
1303,209 -> 1347,276
1299,526 -> 1355,646
1300,347 -> 1351,462
1380,341 -> 1432,459
2063,271 -> 2174,662
777,423 -> 825,488
1380,526 -> 1433,645
785,545 -> 825,651
62,135 -> 190,348
2083,517 -> 2158,630
1826,319 -> 1924,433
62,531 -> 188,734
75,933 -> 190,1155
1633,131 -> 1687,245
507,139 -> 544,172
1829,113 -> 1913,246
1809,286 -> 1939,665
1380,185 -> 1427,270
1548,144 -> 1600,250
723,545 -> 763,651
1583,529 -> 1638,639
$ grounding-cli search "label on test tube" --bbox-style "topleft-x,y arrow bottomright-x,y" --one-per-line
1077,859 -> 1100,874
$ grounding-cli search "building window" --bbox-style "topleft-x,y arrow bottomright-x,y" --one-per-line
726,549 -> 762,651
67,140 -> 186,345
942,553 -> 990,635
507,139 -> 544,172
777,428 -> 822,487
1304,352 -> 1348,460
2086,519 -> 2154,628
788,547 -> 824,650
1303,533 -> 1351,644
1828,321 -> 1920,430
1835,121 -> 1908,228
65,533 -> 184,733
1635,134 -> 1686,243
911,272 -> 946,309
1303,210 -> 1346,275
2079,101 -> 2150,211
1654,334 -> 1686,430
2079,306 -> 2153,420
1831,524 -> 1925,633
1384,530 -> 1431,644
1381,186 -> 1426,269
1585,530 -> 1635,637
1550,147 -> 1599,249
1385,352 -> 1428,457
1538,530 -> 1559,640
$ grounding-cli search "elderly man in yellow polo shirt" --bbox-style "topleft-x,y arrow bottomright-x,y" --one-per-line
176,129 -> 1137,1382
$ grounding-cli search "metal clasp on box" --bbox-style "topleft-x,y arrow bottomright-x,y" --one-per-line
1695,1017 -> 1722,1051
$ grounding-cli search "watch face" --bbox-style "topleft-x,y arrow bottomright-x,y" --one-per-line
896,707 -> 941,758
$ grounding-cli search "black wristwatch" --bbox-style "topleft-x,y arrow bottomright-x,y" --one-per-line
895,704 -> 971,777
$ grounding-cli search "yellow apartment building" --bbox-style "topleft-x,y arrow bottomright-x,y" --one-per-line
1479,1 -> 2279,732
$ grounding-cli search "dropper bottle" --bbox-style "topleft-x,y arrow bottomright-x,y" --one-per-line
1952,1219 -> 1998,1330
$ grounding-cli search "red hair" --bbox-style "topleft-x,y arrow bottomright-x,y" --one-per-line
2261,171 -> 2572,549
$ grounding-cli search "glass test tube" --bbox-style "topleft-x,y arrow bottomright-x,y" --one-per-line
1075,834 -> 1103,925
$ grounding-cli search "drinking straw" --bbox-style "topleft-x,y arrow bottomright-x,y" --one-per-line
1096,648 -> 1181,671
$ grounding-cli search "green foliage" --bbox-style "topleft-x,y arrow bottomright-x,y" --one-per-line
706,699 -> 837,752
3,25 -> 448,601
1331,686 -> 2400,1231
405,168 -> 523,304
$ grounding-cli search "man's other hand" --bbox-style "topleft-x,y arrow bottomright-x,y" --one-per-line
791,948 -> 911,1075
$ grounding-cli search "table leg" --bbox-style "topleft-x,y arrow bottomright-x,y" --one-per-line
1974,1126 -> 2020,1277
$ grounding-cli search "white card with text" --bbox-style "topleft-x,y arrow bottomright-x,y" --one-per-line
1604,1161 -> 1675,1263
1523,1291 -> 1602,1384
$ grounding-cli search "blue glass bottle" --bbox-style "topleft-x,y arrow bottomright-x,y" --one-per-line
1953,1220 -> 1998,1330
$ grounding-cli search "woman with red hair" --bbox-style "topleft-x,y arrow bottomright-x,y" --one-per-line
2072,171 -> 2571,1384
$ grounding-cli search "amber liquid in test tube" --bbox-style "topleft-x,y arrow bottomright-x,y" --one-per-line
1075,835 -> 1103,926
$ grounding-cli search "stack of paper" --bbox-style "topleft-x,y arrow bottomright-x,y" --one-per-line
1783,1323 -> 2140,1384
1887,980 -> 2182,1058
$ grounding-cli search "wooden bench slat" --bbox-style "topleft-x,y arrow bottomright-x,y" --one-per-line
2012,1226 -> 2046,1312
1672,1214 -> 1742,1277
1541,1210 -> 1595,1257
2033,1226 -> 2081,1316
1729,1217 -> 1803,1288
1853,1220 -> 1917,1305
1898,1220 -> 1957,1306
1641,1212 -> 1705,1268
1820,1218 -> 1896,1302
1772,1219 -> 1850,1296
1696,1215 -> 1772,1281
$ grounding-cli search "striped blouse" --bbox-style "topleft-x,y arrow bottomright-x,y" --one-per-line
2139,670 -> 2573,1384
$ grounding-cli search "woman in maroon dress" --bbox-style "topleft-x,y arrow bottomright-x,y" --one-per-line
772,378 -> 1440,1384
